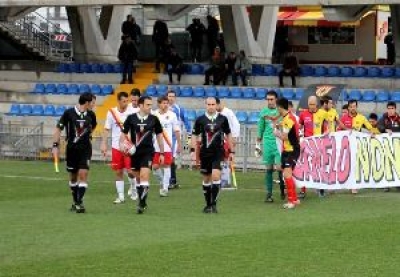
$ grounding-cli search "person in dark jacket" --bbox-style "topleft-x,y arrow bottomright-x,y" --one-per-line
186,18 -> 206,62
206,15 -> 220,59
279,54 -> 299,87
121,15 -> 142,45
204,46 -> 225,85
152,20 -> 169,72
384,33 -> 395,65
118,35 -> 138,84
166,47 -> 183,84
223,52 -> 236,85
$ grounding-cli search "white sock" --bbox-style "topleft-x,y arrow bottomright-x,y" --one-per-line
153,168 -> 163,184
116,180 -> 124,200
163,168 -> 171,191
128,177 -> 136,190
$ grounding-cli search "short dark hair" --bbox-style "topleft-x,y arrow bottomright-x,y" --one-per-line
266,90 -> 278,99
288,101 -> 293,108
117,91 -> 129,100
167,90 -> 176,96
90,93 -> 97,100
342,104 -> 349,110
320,96 -> 330,106
387,101 -> 397,109
369,113 -> 378,121
79,92 -> 93,105
348,99 -> 358,106
215,97 -> 221,105
130,88 -> 141,97
138,95 -> 152,105
277,97 -> 289,110
157,95 -> 169,104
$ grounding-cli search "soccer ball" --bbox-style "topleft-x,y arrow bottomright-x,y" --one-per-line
120,138 -> 136,156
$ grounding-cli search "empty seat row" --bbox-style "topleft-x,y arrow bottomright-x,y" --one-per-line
252,64 -> 400,78
8,104 -> 72,117
145,85 -> 304,100
343,89 -> 400,102
32,83 -> 114,95
56,63 -> 123,74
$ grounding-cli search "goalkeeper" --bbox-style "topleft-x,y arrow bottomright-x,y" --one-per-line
256,90 -> 285,202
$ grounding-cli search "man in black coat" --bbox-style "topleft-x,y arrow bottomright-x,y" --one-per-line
186,18 -> 206,62
206,15 -> 220,59
166,47 -> 183,84
118,35 -> 138,84
152,20 -> 169,72
121,15 -> 142,45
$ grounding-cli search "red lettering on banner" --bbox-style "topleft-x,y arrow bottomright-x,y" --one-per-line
337,136 -> 351,184
329,137 -> 337,184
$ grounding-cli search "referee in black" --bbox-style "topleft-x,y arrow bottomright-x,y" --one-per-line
52,92 -> 95,213
191,97 -> 235,213
121,95 -> 165,214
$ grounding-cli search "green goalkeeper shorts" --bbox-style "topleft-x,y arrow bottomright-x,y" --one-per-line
262,145 -> 281,166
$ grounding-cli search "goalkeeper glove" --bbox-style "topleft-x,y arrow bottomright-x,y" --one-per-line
255,143 -> 262,158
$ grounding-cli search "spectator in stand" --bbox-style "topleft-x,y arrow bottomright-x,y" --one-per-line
206,15 -> 220,59
121,15 -> 142,45
378,101 -> 400,191
223,52 -> 236,85
157,37 -> 175,74
384,32 -> 395,65
233,50 -> 251,86
279,54 -> 299,87
204,46 -> 226,85
152,19 -> 169,73
186,18 -> 206,62
118,35 -> 138,84
166,46 -> 183,85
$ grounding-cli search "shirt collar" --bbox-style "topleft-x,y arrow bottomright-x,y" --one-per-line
137,113 -> 149,121
205,112 -> 218,121
75,105 -> 87,117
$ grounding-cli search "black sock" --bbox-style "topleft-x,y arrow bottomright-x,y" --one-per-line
77,186 -> 87,205
136,186 -> 144,205
279,171 -> 285,195
70,186 -> 78,204
211,181 -> 221,206
202,184 -> 212,206
141,186 -> 149,207
170,162 -> 177,184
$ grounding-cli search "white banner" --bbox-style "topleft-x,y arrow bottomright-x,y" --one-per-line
293,131 -> 400,189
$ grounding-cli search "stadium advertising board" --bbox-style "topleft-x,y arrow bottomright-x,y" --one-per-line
293,131 -> 400,189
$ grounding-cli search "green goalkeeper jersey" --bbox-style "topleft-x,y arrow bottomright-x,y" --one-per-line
257,107 -> 281,141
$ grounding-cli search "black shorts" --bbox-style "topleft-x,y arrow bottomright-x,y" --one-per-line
131,151 -> 154,171
66,144 -> 91,173
281,150 -> 300,169
200,151 -> 224,175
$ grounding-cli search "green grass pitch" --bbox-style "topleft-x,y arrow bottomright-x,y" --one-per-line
1,160 -> 400,277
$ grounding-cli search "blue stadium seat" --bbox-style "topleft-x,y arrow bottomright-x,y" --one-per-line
79,63 -> 90,73
354,67 -> 367,77
235,111 -> 248,124
180,86 -> 193,97
376,90 -> 390,102
186,110 -> 197,122
79,84 -> 90,94
157,85 -> 168,96
300,65 -> 313,77
230,87 -> 242,98
68,84 -> 79,94
281,88 -> 295,100
263,65 -> 277,76
8,104 -> 20,115
362,90 -> 376,102
101,64 -> 114,73
190,64 -> 204,75
55,105 -> 66,116
68,63 -> 79,73
102,85 -> 114,95
367,67 -> 381,78
327,66 -> 340,77
169,86 -> 181,96
56,84 -> 68,95
20,104 -> 32,116
314,66 -> 327,77
56,63 -> 68,73
45,83 -> 57,94
193,87 -> 205,98
32,83 -> 45,94
295,88 -> 304,100
243,88 -> 255,99
340,90 -> 348,101
381,67 -> 394,78
395,67 -> 400,78
43,104 -> 55,116
217,87 -> 230,98
205,86 -> 217,97
340,66 -> 354,77
391,90 -> 400,102
113,64 -> 122,73
255,88 -> 267,99
252,64 -> 263,76
32,104 -> 44,116
247,111 -> 260,124
347,89 -> 362,101
197,109 -> 205,116
91,84 -> 102,95
91,64 -> 101,73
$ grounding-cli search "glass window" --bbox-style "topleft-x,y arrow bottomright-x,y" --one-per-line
308,27 -> 355,45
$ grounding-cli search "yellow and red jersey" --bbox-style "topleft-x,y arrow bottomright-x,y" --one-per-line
340,113 -> 380,134
298,109 -> 328,137
281,112 -> 300,152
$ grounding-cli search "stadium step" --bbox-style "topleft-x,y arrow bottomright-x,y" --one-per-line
93,63 -> 158,135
